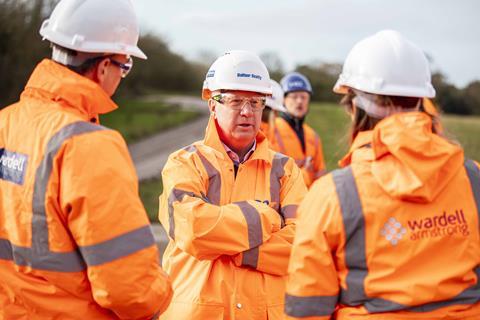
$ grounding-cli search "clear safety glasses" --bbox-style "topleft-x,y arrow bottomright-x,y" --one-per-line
212,93 -> 266,112
109,56 -> 133,78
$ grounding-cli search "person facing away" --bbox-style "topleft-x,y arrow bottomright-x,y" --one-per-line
158,50 -> 307,320
0,0 -> 173,318
260,79 -> 286,141
285,29 -> 480,320
270,72 -> 326,188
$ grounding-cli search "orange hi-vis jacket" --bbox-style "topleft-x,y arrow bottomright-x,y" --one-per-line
285,112 -> 480,319
158,115 -> 307,320
270,115 -> 325,188
260,121 -> 275,142
0,60 -> 172,319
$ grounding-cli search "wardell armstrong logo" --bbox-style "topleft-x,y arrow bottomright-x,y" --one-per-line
382,210 -> 469,245
408,210 -> 469,240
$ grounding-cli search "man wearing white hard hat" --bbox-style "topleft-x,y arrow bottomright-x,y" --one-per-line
285,30 -> 480,319
0,0 -> 172,318
159,50 -> 307,319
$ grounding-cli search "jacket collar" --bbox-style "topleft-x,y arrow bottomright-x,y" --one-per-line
339,130 -> 375,167
21,59 -> 118,120
203,114 -> 271,164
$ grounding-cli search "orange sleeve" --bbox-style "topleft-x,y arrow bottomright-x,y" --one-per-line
61,129 -> 172,319
159,152 -> 282,261
285,174 -> 341,320
234,158 -> 307,276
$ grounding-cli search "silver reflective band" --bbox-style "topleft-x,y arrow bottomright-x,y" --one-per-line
270,153 -> 289,212
465,159 -> 480,228
167,188 -> 200,240
281,205 -> 298,219
79,225 -> 155,266
235,201 -> 263,268
183,144 -> 222,205
284,294 -> 337,317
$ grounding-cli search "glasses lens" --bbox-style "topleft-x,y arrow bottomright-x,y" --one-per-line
110,57 -> 133,78
220,94 -> 266,111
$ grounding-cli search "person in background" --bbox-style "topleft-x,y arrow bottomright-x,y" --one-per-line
285,29 -> 480,320
272,72 -> 326,188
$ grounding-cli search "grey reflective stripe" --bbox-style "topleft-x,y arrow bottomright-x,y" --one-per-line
0,240 -> 86,272
0,238 -> 13,260
274,126 -> 286,154
281,205 -> 297,219
284,294 -> 337,317
32,122 -> 107,255
236,201 -> 263,268
183,144 -> 221,205
29,121 -> 107,271
240,246 -> 259,268
332,162 -> 480,313
79,225 -> 155,266
270,153 -> 289,212
167,188 -> 199,240
332,167 -> 368,306
465,159 -> 480,228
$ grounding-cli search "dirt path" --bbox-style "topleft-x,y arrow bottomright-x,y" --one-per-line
128,95 -> 209,181
127,95 -> 209,253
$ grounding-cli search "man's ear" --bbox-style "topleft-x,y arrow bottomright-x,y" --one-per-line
95,57 -> 110,84
208,99 -> 216,116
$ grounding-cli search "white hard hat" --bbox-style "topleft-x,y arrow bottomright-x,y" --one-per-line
202,50 -> 272,100
39,0 -> 146,59
334,30 -> 435,98
266,80 -> 286,112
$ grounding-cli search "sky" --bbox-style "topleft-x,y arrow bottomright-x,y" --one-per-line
134,0 -> 479,88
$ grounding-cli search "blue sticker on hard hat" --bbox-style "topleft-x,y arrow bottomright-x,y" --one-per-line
207,70 -> 215,78
288,79 -> 307,90
237,73 -> 262,80
0,148 -> 28,185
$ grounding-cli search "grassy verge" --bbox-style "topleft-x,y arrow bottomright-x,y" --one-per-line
442,115 -> 480,161
139,179 -> 163,222
101,99 -> 200,143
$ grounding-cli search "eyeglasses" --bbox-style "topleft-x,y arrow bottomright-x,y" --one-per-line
109,56 -> 133,78
212,93 -> 266,112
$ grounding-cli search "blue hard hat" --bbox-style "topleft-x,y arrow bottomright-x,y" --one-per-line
280,72 -> 312,95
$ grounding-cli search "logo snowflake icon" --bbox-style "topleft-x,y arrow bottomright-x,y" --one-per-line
380,217 -> 407,246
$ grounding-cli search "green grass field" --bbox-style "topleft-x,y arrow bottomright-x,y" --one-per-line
100,99 -> 200,143
141,102 -> 480,222
307,102 -> 480,169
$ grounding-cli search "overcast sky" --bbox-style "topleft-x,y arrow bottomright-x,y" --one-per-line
134,0 -> 479,88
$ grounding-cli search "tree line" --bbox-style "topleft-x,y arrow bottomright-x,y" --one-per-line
1,0 -> 478,115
